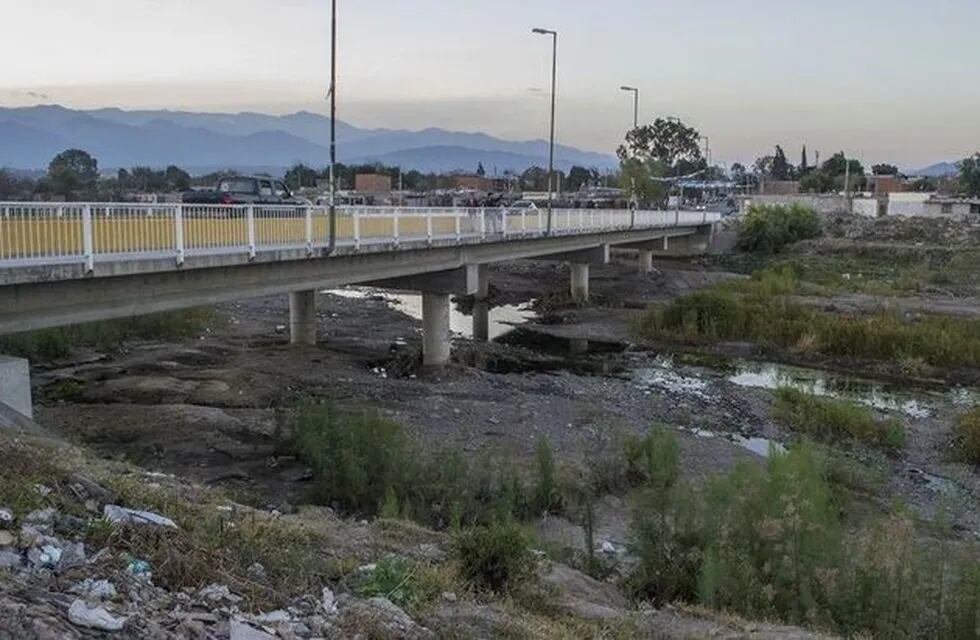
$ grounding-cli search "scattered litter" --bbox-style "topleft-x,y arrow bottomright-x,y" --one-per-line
600,541 -> 616,554
126,558 -> 152,578
67,599 -> 126,631
71,578 -> 117,601
441,591 -> 458,603
199,583 -> 244,604
103,505 -> 177,529
255,610 -> 291,624
28,544 -> 62,569
230,619 -> 277,640
0,508 -> 13,527
33,484 -> 53,497
322,586 -> 338,615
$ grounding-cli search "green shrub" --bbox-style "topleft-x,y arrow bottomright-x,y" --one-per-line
532,438 -> 561,514
773,387 -> 906,451
292,404 -> 412,515
0,308 -> 215,361
354,556 -> 437,608
737,204 -> 821,254
635,282 -> 980,369
624,425 -> 680,492
953,408 -> 980,465
454,520 -> 535,592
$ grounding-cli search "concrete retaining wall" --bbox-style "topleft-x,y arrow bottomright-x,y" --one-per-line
0,355 -> 31,419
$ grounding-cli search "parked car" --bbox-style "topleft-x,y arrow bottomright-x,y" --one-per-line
181,176 -> 304,205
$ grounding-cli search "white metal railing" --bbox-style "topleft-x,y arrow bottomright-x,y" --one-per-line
0,203 -> 719,271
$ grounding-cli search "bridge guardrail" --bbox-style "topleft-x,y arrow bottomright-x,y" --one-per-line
0,203 -> 718,271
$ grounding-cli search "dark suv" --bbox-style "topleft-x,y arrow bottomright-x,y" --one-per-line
182,176 -> 305,205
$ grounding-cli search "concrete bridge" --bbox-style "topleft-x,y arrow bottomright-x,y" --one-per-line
0,202 -> 717,415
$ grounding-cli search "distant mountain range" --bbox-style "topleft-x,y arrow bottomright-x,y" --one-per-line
910,161 -> 961,178
0,105 -> 616,176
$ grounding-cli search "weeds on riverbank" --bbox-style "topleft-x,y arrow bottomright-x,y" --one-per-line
291,403 -> 568,528
634,279 -> 980,368
953,408 -> 980,465
627,429 -> 980,638
737,204 -> 821,254
0,308 -> 216,361
773,387 -> 906,451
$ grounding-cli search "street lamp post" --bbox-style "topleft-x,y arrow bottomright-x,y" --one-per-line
620,86 -> 639,129
326,0 -> 338,255
620,86 -> 639,226
532,27 -> 558,235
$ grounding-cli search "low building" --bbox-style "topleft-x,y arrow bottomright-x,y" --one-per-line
450,175 -> 494,191
886,192 -> 933,217
354,173 -> 392,194
759,180 -> 800,195
869,174 -> 908,197
923,197 -> 980,218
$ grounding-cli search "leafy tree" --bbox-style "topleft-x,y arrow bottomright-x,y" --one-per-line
521,166 -> 550,191
165,165 -> 191,191
958,153 -> 980,197
771,145 -> 793,180
619,158 -> 666,207
47,149 -> 98,198
285,164 -> 319,190
821,152 -> 866,192
567,165 -> 598,191
476,162 -> 486,177
0,169 -> 36,200
753,155 -> 775,178
618,117 -> 703,176
872,163 -> 900,176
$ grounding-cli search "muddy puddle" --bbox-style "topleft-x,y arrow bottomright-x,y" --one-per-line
634,354 -> 979,420
325,287 -> 537,340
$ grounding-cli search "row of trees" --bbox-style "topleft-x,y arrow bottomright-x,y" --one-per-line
4,147 -> 979,202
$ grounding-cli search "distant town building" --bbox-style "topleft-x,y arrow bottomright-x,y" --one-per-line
760,180 -> 800,195
355,173 -> 392,194
868,174 -> 908,197
886,192 -> 933,217
450,175 -> 494,191
923,197 -> 980,218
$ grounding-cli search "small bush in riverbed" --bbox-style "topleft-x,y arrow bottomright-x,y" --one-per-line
737,204 -> 821,254
454,519 -> 535,592
292,404 -> 412,515
952,408 -> 980,465
773,387 -> 906,451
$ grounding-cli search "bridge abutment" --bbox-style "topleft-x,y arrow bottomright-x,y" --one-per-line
289,290 -> 317,346
0,355 -> 32,420
422,292 -> 452,366
570,263 -> 590,304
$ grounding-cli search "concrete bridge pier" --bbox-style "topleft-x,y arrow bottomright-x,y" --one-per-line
472,264 -> 490,342
570,263 -> 590,304
365,265 -> 483,367
638,250 -> 654,273
289,289 -> 318,346
422,292 -> 452,366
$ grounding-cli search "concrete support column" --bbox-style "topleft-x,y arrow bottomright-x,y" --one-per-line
0,355 -> 32,419
422,292 -> 452,366
472,264 -> 490,342
638,250 -> 654,273
289,289 -> 317,346
570,263 -> 590,304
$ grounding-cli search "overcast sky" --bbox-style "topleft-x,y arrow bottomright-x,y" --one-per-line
2,0 -> 978,169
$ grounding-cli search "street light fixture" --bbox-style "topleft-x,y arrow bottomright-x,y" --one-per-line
620,86 -> 639,129
532,27 -> 558,235
326,0 -> 338,255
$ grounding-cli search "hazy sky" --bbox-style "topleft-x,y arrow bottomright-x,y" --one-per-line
2,0 -> 978,168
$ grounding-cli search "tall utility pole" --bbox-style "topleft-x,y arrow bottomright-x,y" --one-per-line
532,27 -> 558,235
620,86 -> 639,226
326,0 -> 338,254
620,86 -> 639,129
